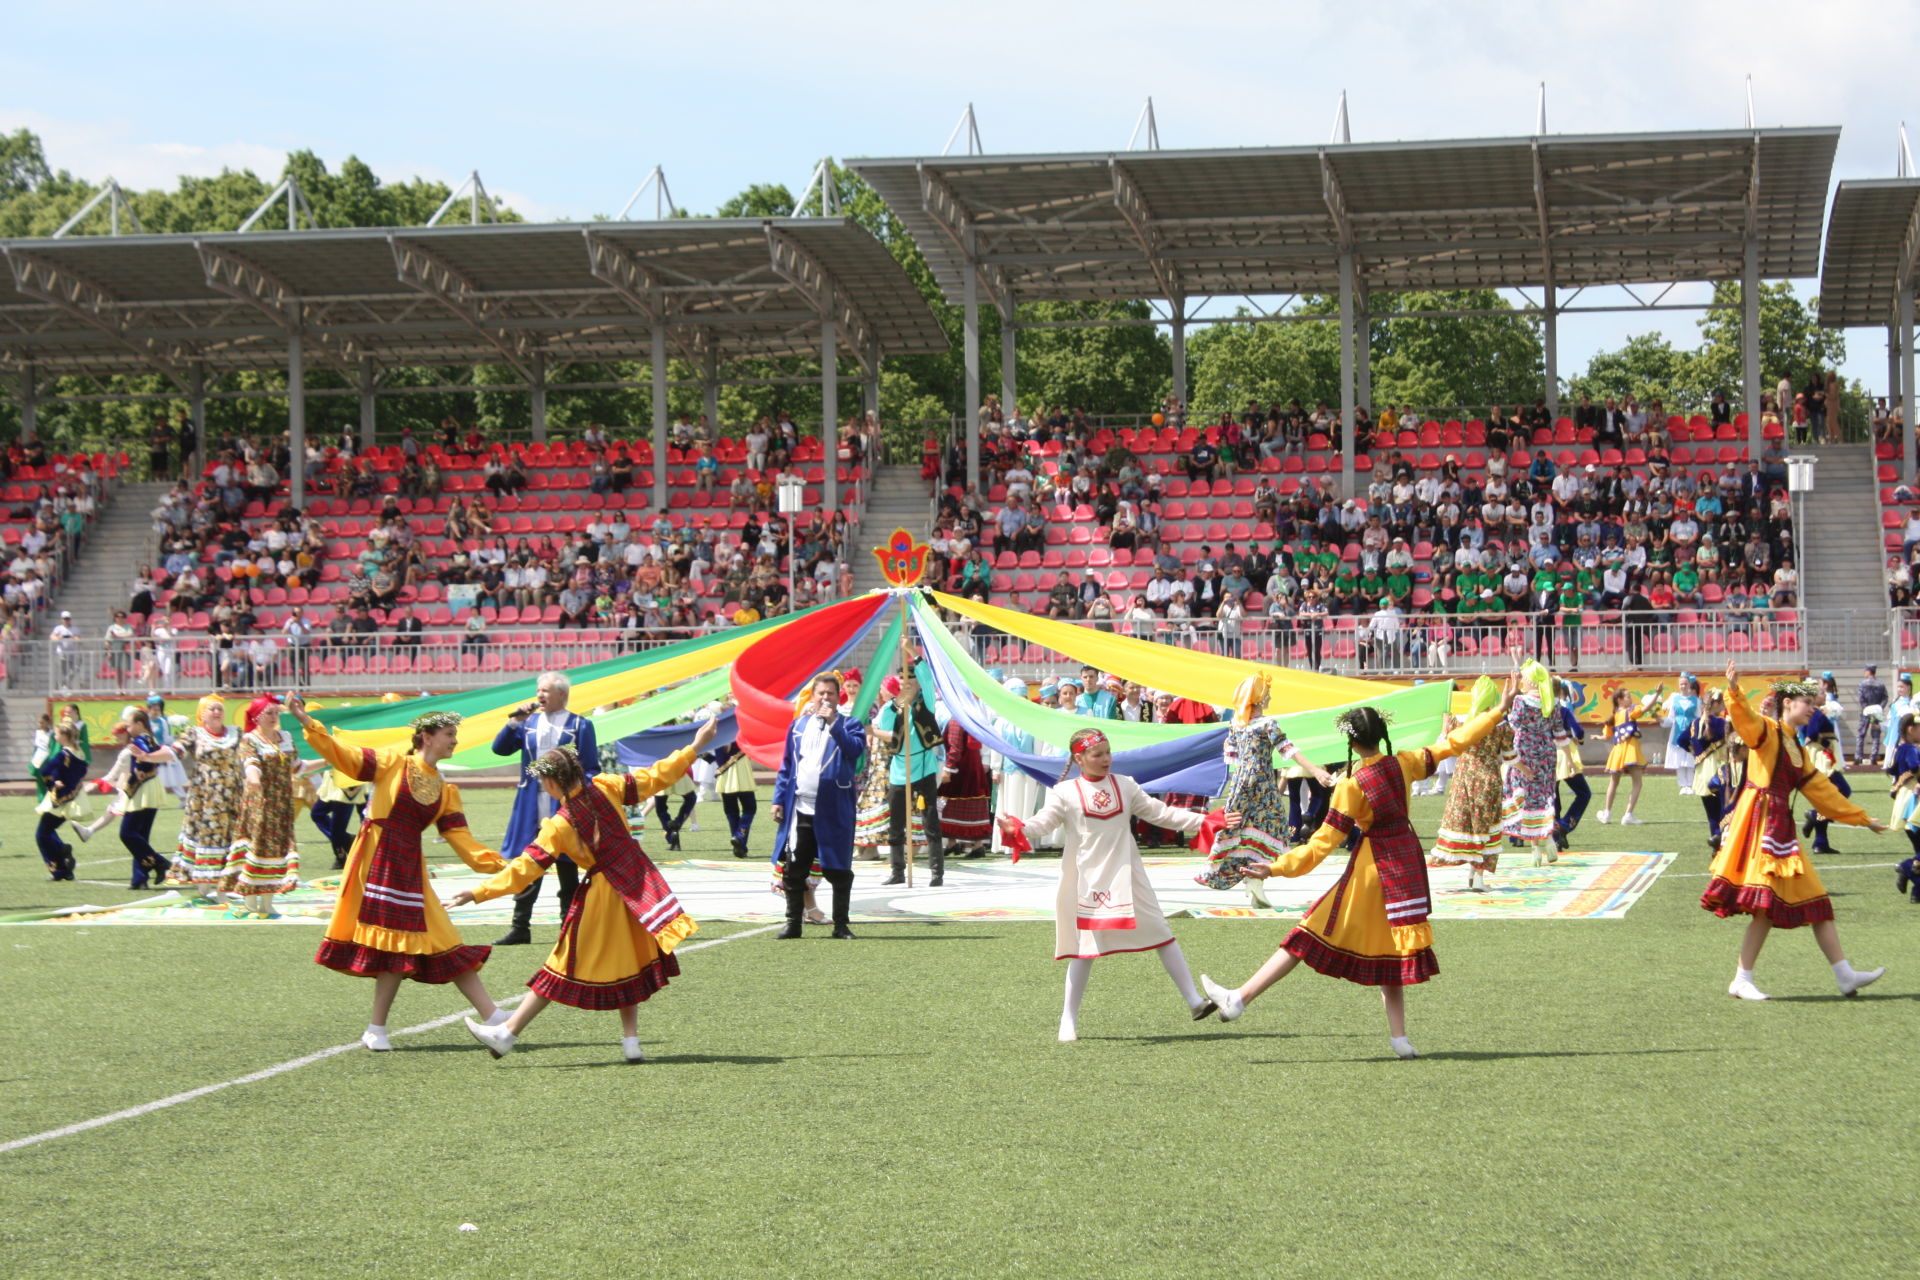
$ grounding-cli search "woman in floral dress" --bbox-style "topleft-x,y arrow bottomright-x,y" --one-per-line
221,695 -> 302,919
1430,676 -> 1515,890
155,696 -> 246,900
1505,663 -> 1560,862
1200,673 -> 1332,909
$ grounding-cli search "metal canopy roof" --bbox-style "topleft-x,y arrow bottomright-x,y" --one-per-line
0,217 -> 948,387
1815,178 -> 1920,328
849,128 -> 1840,307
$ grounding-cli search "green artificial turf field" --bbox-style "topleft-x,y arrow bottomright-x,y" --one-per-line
1,777 -> 1913,1279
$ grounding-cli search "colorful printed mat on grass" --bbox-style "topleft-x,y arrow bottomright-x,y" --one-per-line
8,849 -> 1673,926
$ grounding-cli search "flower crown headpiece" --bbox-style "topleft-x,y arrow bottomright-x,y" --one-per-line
525,743 -> 580,779
411,710 -> 463,733
1768,678 -> 1823,702
1333,706 -> 1394,739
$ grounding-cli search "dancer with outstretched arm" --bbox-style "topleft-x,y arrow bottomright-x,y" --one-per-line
998,727 -> 1241,1043
1201,676 -> 1518,1060
1702,662 -> 1886,1001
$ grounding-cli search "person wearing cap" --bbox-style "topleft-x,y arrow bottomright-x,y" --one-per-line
49,611 -> 79,695
144,693 -> 190,800
1662,674 -> 1704,795
1856,666 -> 1889,764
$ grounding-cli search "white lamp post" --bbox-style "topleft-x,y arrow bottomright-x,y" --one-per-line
1785,454 -> 1816,658
776,473 -> 806,612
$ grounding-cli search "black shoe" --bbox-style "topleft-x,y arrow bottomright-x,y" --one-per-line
1800,811 -> 1816,838
1899,868 -> 1913,894
494,926 -> 533,946
1814,846 -> 1838,856
332,851 -> 348,871
665,831 -> 681,852
731,838 -> 747,859
963,846 -> 986,858
929,874 -> 944,887
882,874 -> 905,886
776,922 -> 803,940
831,924 -> 857,939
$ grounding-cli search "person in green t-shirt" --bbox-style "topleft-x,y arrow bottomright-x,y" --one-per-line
1557,578 -> 1584,671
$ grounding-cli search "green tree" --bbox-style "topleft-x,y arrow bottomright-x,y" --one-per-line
0,128 -> 52,197
1691,281 -> 1846,403
1186,315 -> 1341,414
1564,333 -> 1700,409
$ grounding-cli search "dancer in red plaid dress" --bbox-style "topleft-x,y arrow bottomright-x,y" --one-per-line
1202,676 -> 1517,1059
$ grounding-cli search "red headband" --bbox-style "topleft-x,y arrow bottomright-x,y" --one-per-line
1070,728 -> 1110,756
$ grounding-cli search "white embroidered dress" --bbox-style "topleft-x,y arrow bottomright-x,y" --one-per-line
1021,773 -> 1205,960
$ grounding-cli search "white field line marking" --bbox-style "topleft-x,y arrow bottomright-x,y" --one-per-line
1664,861 -> 1899,879
0,922 -> 778,1155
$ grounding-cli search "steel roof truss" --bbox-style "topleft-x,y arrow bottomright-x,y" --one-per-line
765,226 -> 873,358
3,249 -> 189,389
389,236 -> 532,377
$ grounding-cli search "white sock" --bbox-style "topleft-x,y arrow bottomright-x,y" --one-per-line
1159,942 -> 1204,1009
1735,967 -> 1756,986
1061,957 -> 1093,1033
1832,960 -> 1855,982
367,1023 -> 387,1036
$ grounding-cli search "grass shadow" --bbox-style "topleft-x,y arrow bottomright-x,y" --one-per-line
529,1052 -> 790,1069
1250,1045 -> 1732,1064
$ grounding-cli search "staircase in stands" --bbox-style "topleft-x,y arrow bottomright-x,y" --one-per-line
1798,441 -> 1892,680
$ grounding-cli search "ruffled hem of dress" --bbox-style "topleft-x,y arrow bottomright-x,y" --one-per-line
1283,928 -> 1438,986
529,954 -> 680,1010
314,938 -> 489,982
1698,877 -> 1833,929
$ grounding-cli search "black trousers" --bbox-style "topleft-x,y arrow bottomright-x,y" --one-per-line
311,800 -> 358,864
120,809 -> 162,884
510,855 -> 578,930
889,775 -> 944,876
1701,792 -> 1725,847
782,814 -> 853,925
653,792 -> 695,834
721,791 -> 757,842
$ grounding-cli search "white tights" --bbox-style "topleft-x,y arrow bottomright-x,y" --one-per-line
1059,942 -> 1205,1036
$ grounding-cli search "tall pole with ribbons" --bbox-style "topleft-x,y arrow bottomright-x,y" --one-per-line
874,529 -> 932,888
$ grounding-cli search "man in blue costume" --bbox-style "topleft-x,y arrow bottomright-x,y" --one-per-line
492,670 -> 601,945
772,672 -> 867,939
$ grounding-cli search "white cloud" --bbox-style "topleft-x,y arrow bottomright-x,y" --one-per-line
0,109 -> 288,189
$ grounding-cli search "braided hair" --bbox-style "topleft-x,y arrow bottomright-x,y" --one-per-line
1334,706 -> 1394,776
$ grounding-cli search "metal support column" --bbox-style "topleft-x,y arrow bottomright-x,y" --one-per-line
1889,325 -> 1903,440
864,339 -> 880,422
702,350 -> 719,438
1000,314 -> 1017,426
528,353 -> 547,444
1903,290 -> 1917,489
189,362 -> 207,471
1355,292 -> 1371,412
1543,283 -> 1560,417
17,363 -> 34,441
1742,238 -> 1762,458
1338,253 -> 1356,499
651,326 -> 669,512
288,319 -> 306,510
358,358 -> 377,450
821,284 -> 839,511
1170,296 -> 1187,409
962,246 -> 981,492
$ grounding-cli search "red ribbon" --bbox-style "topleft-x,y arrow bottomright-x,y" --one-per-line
1000,820 -> 1031,863
1193,809 -> 1230,859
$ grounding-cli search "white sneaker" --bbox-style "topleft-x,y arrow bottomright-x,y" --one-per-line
1467,867 -> 1486,891
1595,810 -> 1611,825
1727,976 -> 1770,1001
1620,812 -> 1646,826
482,1008 -> 513,1027
463,1016 -> 517,1058
1838,966 -> 1886,998
1246,878 -> 1273,910
621,1036 -> 645,1062
1200,974 -> 1245,1022
361,1025 -> 392,1052
1390,1036 -> 1419,1059
1057,1022 -> 1078,1043
72,823 -> 91,844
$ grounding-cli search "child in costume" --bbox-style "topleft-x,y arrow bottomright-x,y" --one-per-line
1679,689 -> 1736,854
285,696 -> 513,1052
1199,672 -> 1331,909
1796,697 -> 1851,855
707,739 -> 757,858
1549,680 -> 1588,854
1598,686 -> 1659,825
1430,676 -> 1515,890
1200,678 -> 1518,1059
1887,714 -> 1920,903
991,679 -> 1046,855
34,722 -> 88,881
998,727 -> 1241,1042
454,724 -> 714,1063
1701,663 -> 1886,1001
111,708 -> 172,888
1661,674 -> 1704,795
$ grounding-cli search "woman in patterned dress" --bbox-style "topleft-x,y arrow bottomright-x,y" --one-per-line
1430,677 -> 1515,890
156,696 -> 246,900
1201,673 -> 1331,909
1504,662 -> 1559,863
937,719 -> 993,857
220,695 -> 302,919
1201,679 -> 1518,1060
1703,663 -> 1886,1001
285,696 -> 512,1052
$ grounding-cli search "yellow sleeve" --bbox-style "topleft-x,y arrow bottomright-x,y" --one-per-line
620,747 -> 698,805
470,851 -> 551,902
301,719 -> 393,783
436,783 -> 506,874
1270,776 -> 1371,877
1428,708 -> 1506,767
1726,690 -> 1769,749
1798,769 -> 1875,827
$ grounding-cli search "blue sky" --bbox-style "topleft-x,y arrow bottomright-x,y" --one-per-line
4,0 -> 1915,392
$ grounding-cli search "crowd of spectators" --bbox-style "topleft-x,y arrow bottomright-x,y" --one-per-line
0,449 -> 113,658
931,396 -> 1804,670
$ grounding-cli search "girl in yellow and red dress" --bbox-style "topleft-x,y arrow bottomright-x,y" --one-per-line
286,696 -> 512,1052
1201,675 -> 1518,1060
1598,686 -> 1658,825
1703,663 -> 1886,1001
453,722 -> 716,1064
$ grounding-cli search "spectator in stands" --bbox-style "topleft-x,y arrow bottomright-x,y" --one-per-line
391,605 -> 424,649
1185,435 -> 1219,483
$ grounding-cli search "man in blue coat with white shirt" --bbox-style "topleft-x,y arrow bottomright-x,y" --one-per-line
772,671 -> 866,939
491,670 -> 601,945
